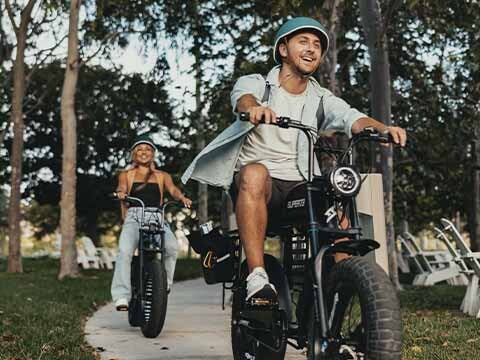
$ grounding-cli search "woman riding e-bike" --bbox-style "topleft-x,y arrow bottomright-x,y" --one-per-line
111,134 -> 192,311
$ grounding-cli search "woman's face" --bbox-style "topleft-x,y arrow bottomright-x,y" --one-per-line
133,143 -> 155,165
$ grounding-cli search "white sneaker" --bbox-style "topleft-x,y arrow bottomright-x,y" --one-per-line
115,298 -> 128,311
246,267 -> 277,303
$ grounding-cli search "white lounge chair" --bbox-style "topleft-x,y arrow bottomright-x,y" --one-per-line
439,218 -> 480,318
79,236 -> 114,270
398,234 -> 426,281
433,227 -> 470,286
401,232 -> 463,286
76,247 -> 98,269
50,233 -> 102,269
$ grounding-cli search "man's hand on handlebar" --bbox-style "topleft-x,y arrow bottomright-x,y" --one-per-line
382,126 -> 407,147
245,106 -> 277,125
352,117 -> 407,147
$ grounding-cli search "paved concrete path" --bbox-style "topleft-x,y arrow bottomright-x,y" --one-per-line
85,278 -> 305,360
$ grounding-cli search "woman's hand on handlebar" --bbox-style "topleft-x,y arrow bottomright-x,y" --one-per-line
113,191 -> 128,200
243,106 -> 277,125
180,196 -> 193,208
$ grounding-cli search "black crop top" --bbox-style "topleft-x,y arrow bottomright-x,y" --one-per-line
130,182 -> 161,207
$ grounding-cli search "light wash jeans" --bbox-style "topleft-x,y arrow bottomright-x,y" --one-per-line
111,207 -> 178,302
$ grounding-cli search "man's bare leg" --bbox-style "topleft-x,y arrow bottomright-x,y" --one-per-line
235,164 -> 272,272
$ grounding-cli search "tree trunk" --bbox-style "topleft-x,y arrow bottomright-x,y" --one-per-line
58,0 -> 81,280
193,0 -> 208,258
471,129 -> 480,251
5,0 -> 38,273
359,0 -> 400,288
0,1 -> 11,149
315,0 -> 348,152
314,0 -> 344,96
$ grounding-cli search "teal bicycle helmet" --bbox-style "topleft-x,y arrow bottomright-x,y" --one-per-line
130,133 -> 157,152
273,17 -> 329,64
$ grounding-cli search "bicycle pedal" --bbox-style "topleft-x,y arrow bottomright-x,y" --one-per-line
248,298 -> 278,306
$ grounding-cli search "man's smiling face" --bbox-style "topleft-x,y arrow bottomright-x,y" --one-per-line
279,31 -> 323,75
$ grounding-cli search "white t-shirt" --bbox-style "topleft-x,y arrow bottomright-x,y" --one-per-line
235,86 -> 305,181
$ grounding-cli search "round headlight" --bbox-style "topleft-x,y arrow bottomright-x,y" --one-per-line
329,166 -> 361,196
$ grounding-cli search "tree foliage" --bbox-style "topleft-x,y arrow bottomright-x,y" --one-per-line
1,61 -> 179,242
1,0 -> 479,248
384,1 -> 480,236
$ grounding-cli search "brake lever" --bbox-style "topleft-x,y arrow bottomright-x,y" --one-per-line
360,127 -> 392,144
276,117 -> 290,128
238,112 -> 293,128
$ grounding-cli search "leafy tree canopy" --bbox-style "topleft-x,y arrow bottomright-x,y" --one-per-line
1,59 -> 189,242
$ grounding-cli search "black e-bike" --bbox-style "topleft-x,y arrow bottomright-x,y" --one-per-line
227,113 -> 402,359
114,194 -> 178,338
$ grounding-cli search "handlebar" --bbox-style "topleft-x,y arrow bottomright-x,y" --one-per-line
111,192 -> 183,228
238,112 -> 394,144
113,193 -> 145,208
238,112 -> 316,132
352,126 -> 393,144
238,111 -> 397,180
111,193 -> 182,211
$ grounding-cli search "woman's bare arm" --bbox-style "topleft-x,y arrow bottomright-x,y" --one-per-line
116,171 -> 128,221
163,172 -> 192,208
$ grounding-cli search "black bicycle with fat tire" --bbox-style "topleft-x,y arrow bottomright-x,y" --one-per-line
115,194 -> 178,338
226,113 -> 402,359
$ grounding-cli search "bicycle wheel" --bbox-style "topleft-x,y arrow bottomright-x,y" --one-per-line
140,258 -> 168,338
308,257 -> 402,360
231,256 -> 287,360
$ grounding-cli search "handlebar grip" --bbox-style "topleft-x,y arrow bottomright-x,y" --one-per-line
238,112 -> 267,124
361,127 -> 394,144
238,112 -> 294,130
239,112 -> 250,122
110,192 -> 130,201
239,112 -> 267,124
238,112 -> 270,124
378,133 -> 393,143
110,192 -> 142,206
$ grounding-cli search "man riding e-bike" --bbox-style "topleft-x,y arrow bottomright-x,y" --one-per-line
181,17 -> 406,305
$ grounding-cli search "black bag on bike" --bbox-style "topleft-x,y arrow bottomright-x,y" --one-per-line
187,226 -> 234,285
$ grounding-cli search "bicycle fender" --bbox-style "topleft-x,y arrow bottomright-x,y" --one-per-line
326,239 -> 380,256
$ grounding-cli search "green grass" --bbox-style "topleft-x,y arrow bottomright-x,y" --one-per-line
1,258 -> 479,359
0,257 -> 201,360
400,285 -> 480,360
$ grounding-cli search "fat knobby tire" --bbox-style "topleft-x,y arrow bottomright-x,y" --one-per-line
141,259 -> 168,338
325,256 -> 402,360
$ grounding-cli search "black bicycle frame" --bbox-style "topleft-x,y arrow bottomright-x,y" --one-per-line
122,197 -> 177,308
